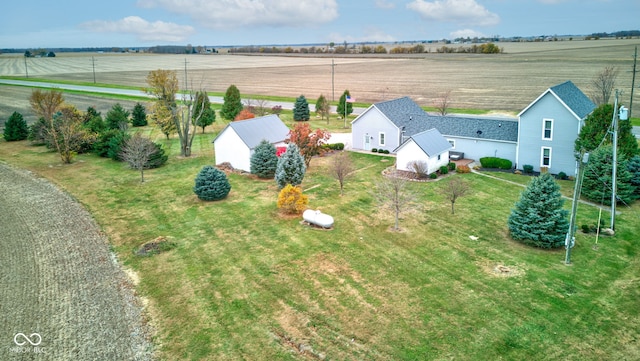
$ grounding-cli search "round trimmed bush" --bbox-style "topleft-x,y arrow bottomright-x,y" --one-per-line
193,165 -> 231,201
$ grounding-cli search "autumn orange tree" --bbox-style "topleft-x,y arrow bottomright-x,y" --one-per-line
234,108 -> 255,121
286,123 -> 330,167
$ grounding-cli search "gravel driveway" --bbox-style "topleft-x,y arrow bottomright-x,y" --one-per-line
0,163 -> 153,360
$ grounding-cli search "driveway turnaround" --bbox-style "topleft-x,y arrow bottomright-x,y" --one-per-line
0,163 -> 153,360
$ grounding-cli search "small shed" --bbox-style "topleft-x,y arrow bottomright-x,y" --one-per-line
395,128 -> 452,175
213,115 -> 289,172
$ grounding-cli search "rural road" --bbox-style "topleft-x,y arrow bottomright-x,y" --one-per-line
0,79 -> 366,115
0,163 -> 153,360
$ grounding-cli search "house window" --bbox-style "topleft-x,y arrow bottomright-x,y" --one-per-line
542,119 -> 553,140
379,132 -> 385,146
447,139 -> 456,149
437,154 -> 441,161
541,147 -> 552,167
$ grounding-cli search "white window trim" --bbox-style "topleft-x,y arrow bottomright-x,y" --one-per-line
541,147 -> 552,168
447,139 -> 456,149
542,118 -> 553,140
379,132 -> 386,146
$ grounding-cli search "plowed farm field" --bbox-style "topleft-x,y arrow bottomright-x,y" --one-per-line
0,163 -> 154,360
1,38 -> 638,112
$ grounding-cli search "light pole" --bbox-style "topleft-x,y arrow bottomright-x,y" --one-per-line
565,151 -> 589,265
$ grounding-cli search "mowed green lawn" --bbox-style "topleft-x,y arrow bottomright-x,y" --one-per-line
1,125 -> 639,360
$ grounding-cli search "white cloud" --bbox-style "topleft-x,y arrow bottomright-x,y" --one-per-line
137,0 -> 338,28
374,0 -> 396,9
81,16 -> 195,42
450,28 -> 487,39
406,0 -> 500,26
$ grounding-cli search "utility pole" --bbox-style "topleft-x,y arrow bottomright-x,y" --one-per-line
565,152 -> 589,265
331,59 -> 336,102
24,56 -> 28,78
91,56 -> 96,83
610,90 -> 619,230
629,46 -> 637,118
184,58 -> 188,90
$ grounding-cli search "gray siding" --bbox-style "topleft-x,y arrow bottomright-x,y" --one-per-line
518,93 -> 579,175
448,137 -> 517,164
351,107 -> 400,152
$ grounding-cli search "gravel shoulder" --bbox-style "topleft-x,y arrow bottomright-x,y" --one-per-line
0,163 -> 154,360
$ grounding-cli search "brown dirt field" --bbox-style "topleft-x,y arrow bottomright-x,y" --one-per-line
1,38 -> 638,115
0,163 -> 154,360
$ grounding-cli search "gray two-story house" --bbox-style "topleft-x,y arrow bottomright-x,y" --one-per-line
516,81 -> 595,176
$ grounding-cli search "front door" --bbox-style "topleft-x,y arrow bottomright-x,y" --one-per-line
363,134 -> 371,151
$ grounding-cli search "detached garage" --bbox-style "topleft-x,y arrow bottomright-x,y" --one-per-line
395,128 -> 452,175
213,115 -> 289,172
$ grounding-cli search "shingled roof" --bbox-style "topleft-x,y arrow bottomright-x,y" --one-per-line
369,96 -> 518,142
212,114 -> 289,149
519,80 -> 595,119
549,80 -> 596,119
397,128 -> 453,156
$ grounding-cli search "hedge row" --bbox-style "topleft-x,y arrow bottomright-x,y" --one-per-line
479,157 -> 512,169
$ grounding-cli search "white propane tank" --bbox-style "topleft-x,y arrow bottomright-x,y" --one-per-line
302,209 -> 334,229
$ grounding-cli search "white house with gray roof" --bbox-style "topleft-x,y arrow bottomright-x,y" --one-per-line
395,128 -> 453,174
213,114 -> 289,172
516,80 -> 595,176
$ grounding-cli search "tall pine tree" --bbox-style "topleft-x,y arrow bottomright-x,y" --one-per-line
336,90 -> 353,119
193,91 -> 216,133
131,103 -> 148,127
508,173 -> 569,248
582,145 -> 636,205
315,94 -> 330,123
105,103 -> 130,130
220,85 -> 243,120
293,95 -> 310,121
275,143 -> 306,189
3,111 -> 29,141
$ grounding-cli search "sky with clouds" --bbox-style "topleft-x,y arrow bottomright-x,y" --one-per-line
1,0 -> 638,48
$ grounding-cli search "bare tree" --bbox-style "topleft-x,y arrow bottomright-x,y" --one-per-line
331,151 -> 355,196
434,89 -> 453,116
374,175 -> 418,231
408,160 -> 429,179
590,66 -> 619,105
120,133 -> 157,182
174,90 -> 207,157
444,177 -> 469,214
254,99 -> 269,116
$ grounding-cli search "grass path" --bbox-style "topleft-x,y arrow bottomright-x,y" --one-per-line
0,163 -> 154,360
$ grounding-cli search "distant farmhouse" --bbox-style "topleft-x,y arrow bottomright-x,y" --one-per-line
351,81 -> 595,176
